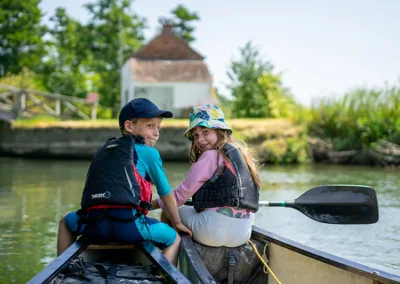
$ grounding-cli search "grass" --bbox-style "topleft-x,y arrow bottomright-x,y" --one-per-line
12,117 -> 294,132
309,84 -> 400,150
12,117 -> 187,129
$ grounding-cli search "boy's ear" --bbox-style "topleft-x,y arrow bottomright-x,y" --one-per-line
123,120 -> 135,134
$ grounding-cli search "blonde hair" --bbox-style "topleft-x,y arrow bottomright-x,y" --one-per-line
119,117 -> 163,134
189,129 -> 261,189
120,118 -> 138,134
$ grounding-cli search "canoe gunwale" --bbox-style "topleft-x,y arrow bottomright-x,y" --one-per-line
140,241 -> 191,284
179,234 -> 217,283
27,238 -> 88,284
252,226 -> 400,284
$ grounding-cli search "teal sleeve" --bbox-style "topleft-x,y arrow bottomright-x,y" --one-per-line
135,145 -> 171,197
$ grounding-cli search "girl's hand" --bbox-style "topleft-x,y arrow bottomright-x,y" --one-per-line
173,222 -> 192,237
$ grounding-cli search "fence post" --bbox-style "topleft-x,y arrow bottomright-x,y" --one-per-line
15,91 -> 26,118
91,102 -> 98,120
55,99 -> 61,117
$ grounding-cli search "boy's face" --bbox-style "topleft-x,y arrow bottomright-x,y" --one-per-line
124,117 -> 162,147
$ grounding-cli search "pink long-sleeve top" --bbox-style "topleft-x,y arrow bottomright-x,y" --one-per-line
157,150 -> 251,219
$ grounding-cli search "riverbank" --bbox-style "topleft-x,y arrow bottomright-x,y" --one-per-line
1,118 -> 399,166
0,118 -> 306,163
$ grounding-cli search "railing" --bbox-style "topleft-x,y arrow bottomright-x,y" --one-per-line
0,84 -> 100,120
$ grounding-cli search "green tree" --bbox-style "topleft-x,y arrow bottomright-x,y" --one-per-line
40,8 -> 89,97
258,72 -> 298,119
214,87 -> 233,118
160,4 -> 200,43
84,0 -> 146,109
227,41 -> 273,118
0,0 -> 45,77
0,67 -> 46,90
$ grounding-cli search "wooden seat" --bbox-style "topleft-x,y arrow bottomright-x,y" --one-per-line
87,244 -> 137,250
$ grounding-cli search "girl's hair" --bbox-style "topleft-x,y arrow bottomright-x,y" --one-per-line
189,129 -> 262,189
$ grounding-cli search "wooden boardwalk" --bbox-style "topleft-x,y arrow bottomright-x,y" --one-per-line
0,84 -> 101,122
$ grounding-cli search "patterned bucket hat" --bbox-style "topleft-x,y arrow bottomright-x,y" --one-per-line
184,104 -> 232,140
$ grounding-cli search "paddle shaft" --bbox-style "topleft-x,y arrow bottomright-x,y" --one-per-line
259,201 -> 295,207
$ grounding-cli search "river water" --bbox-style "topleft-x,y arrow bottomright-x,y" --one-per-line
0,157 -> 399,282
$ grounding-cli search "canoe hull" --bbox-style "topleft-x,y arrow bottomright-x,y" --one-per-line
178,226 -> 400,284
29,227 -> 400,284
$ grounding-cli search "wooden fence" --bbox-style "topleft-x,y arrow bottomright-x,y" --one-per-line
0,84 -> 101,120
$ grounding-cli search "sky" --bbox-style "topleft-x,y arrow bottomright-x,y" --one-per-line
40,0 -> 400,106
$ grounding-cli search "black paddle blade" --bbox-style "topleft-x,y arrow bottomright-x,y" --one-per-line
293,185 -> 379,224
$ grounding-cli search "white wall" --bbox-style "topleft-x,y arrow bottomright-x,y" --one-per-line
120,59 -> 133,107
133,81 -> 212,109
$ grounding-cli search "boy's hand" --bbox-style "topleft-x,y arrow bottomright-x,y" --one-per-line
160,192 -> 192,236
151,199 -> 160,210
173,222 -> 192,237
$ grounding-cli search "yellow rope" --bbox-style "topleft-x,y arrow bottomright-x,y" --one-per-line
263,241 -> 268,274
248,240 -> 282,284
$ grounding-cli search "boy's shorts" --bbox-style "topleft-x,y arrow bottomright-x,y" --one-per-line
64,208 -> 176,250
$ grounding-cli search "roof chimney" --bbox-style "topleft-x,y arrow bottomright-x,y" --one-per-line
162,23 -> 174,34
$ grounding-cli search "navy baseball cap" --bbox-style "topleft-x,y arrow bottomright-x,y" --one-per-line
118,98 -> 173,127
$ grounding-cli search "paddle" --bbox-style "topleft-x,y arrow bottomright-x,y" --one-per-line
185,185 -> 379,225
259,185 -> 379,224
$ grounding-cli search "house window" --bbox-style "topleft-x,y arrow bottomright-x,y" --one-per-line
134,87 -> 173,111
135,87 -> 148,98
125,90 -> 129,104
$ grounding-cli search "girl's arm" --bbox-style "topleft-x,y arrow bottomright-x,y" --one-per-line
157,150 -> 224,208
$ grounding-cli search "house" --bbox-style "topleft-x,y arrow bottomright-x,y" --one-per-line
121,23 -> 215,117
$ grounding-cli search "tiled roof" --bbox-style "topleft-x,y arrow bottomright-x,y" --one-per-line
132,24 -> 204,60
130,59 -> 212,82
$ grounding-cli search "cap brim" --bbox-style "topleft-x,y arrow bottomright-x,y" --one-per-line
136,110 -> 173,119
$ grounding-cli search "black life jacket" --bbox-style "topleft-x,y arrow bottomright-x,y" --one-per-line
192,143 -> 259,212
80,134 -> 152,214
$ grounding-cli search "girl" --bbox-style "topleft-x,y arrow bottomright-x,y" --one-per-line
152,104 -> 261,247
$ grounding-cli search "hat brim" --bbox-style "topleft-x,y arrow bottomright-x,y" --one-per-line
184,119 -> 232,140
136,110 -> 173,119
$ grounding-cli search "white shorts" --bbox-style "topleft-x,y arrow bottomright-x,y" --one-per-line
178,206 -> 253,247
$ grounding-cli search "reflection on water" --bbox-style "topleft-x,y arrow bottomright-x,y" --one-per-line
0,158 -> 399,282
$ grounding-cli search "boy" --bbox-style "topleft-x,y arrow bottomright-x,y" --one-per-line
57,98 -> 192,265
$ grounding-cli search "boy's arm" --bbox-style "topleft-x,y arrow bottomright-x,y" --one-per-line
142,147 -> 191,235
144,147 -> 171,197
160,192 -> 192,236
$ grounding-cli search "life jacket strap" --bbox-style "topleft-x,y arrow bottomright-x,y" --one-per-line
139,201 -> 152,210
73,208 -> 142,236
85,205 -> 135,211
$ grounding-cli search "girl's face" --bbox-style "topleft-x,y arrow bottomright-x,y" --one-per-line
191,127 -> 218,152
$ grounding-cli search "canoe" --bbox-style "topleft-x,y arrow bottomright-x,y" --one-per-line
29,185 -> 399,283
178,226 -> 400,284
27,239 -> 191,284
28,226 -> 400,284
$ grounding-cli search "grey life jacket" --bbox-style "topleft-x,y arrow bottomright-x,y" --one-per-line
192,143 -> 259,212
